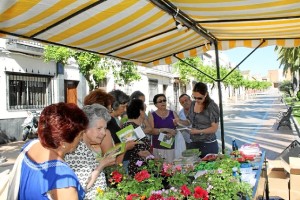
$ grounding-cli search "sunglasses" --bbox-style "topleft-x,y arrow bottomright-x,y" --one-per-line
192,95 -> 204,100
157,99 -> 167,103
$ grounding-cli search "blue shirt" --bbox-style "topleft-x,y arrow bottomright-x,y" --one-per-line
18,140 -> 85,200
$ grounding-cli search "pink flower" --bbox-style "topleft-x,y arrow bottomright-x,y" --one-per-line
136,160 -> 143,167
175,165 -> 182,171
146,154 -> 155,160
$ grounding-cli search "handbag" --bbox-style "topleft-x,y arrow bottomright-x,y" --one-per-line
0,140 -> 38,200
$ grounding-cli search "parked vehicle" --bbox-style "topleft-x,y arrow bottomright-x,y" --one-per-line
21,111 -> 39,141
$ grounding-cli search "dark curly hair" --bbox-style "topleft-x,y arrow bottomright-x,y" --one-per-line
127,99 -> 144,119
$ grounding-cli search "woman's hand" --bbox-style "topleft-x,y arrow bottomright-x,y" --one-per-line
100,154 -> 116,168
86,155 -> 116,190
137,150 -> 151,158
161,128 -> 176,137
125,140 -> 137,151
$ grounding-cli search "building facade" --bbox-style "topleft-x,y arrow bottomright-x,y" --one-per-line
0,38 -> 238,142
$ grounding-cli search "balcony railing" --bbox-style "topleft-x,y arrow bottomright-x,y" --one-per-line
6,39 -> 44,56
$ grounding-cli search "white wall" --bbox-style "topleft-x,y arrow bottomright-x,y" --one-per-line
0,53 -> 55,119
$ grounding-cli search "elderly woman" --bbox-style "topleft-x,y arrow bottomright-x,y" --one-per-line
148,94 -> 182,163
65,104 -> 116,200
107,90 -> 137,171
121,99 -> 152,176
18,103 -> 88,200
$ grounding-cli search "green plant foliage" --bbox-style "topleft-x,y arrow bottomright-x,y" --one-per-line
43,45 -> 74,64
112,61 -> 141,86
279,80 -> 292,96
73,51 -> 103,90
193,157 -> 252,200
275,46 -> 300,75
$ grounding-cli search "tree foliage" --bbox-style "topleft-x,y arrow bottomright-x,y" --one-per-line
275,46 -> 300,75
173,57 -> 271,91
43,45 -> 141,90
73,51 -> 102,90
43,45 -> 74,64
112,61 -> 141,86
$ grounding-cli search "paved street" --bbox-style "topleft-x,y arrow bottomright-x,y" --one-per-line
217,88 -> 299,160
1,88 -> 299,173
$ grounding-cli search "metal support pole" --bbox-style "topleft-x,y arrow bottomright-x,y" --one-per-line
213,40 -> 225,154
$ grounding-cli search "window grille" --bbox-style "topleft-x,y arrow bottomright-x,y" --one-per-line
7,73 -> 52,110
149,79 -> 158,104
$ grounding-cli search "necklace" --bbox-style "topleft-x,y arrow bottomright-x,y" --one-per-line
156,110 -> 169,119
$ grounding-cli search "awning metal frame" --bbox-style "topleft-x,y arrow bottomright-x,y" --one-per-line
0,0 -> 283,154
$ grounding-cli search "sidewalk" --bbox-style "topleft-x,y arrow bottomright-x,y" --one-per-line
0,141 -> 24,173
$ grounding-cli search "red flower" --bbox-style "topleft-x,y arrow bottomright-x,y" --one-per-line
180,185 -> 191,197
111,170 -> 123,183
193,186 -> 209,200
148,193 -> 163,200
134,169 -> 150,182
126,194 -> 139,200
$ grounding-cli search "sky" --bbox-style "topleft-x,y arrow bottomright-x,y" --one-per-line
221,45 -> 281,77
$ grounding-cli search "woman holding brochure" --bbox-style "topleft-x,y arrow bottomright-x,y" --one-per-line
121,99 -> 152,176
187,82 -> 220,158
148,94 -> 183,163
65,104 -> 116,200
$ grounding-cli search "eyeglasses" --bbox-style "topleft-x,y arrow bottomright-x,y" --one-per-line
157,99 -> 167,103
192,95 -> 204,100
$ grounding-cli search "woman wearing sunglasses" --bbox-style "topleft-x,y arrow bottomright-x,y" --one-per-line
187,82 -> 220,158
148,94 -> 182,163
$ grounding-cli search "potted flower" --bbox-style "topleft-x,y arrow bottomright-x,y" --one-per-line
96,154 -> 252,200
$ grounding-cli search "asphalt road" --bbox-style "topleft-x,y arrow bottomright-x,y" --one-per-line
217,88 -> 299,160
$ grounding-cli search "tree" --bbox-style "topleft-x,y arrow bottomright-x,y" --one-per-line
275,46 -> 300,75
172,57 -> 215,84
112,61 -> 141,86
73,51 -> 103,90
275,46 -> 300,94
44,45 -> 141,91
43,45 -> 74,65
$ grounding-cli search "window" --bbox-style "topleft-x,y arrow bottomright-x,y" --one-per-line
163,84 -> 168,95
7,73 -> 52,110
149,79 -> 158,104
179,83 -> 186,94
96,78 -> 107,91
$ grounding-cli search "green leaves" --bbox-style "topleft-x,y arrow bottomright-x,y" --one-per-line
43,45 -> 74,64
112,61 -> 141,86
173,57 -> 271,91
43,45 -> 141,91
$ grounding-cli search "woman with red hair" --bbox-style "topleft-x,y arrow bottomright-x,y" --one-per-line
18,103 -> 88,200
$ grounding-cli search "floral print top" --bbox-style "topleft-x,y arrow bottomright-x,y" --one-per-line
121,121 -> 151,176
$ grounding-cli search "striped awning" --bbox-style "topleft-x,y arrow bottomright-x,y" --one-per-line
1,0 -> 300,66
